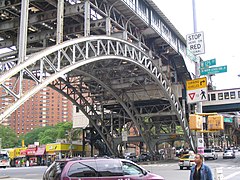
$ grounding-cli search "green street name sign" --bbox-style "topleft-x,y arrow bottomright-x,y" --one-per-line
224,117 -> 233,123
200,65 -> 227,76
200,58 -> 216,68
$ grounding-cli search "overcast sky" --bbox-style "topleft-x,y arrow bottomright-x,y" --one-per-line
153,0 -> 240,90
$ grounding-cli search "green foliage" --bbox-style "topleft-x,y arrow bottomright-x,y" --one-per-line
0,125 -> 19,148
23,126 -> 52,145
38,128 -> 59,144
22,122 -> 73,146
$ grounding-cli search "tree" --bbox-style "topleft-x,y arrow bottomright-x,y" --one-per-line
22,122 -> 73,146
0,125 -> 19,148
23,126 -> 52,145
38,128 -> 59,144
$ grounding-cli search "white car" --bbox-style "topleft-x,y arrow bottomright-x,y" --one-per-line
223,149 -> 235,159
203,149 -> 218,160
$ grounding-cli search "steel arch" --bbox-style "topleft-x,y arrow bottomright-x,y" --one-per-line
0,35 -> 195,151
49,69 -> 153,155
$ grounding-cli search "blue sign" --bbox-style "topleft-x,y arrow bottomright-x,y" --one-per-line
200,65 -> 227,76
200,58 -> 216,68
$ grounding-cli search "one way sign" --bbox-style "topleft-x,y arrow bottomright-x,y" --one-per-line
186,77 -> 208,104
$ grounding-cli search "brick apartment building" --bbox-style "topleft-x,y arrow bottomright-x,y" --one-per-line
0,78 -> 73,135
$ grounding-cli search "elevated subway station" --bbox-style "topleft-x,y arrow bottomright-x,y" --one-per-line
0,0 -> 197,156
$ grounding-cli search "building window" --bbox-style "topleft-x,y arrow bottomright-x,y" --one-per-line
210,94 -> 216,101
218,93 -> 223,100
224,92 -> 229,99
230,91 -> 235,99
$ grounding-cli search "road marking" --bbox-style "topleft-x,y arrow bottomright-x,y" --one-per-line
224,171 -> 240,180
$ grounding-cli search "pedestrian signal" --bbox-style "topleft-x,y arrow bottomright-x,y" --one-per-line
189,114 -> 203,130
208,115 -> 224,130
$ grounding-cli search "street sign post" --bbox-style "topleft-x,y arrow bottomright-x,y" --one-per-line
186,77 -> 208,104
200,58 -> 216,68
186,32 -> 205,55
200,65 -> 227,76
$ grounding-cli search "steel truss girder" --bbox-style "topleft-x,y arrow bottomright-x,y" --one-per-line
49,69 -> 152,155
0,0 -> 148,53
0,3 -> 84,32
0,35 -> 195,151
49,77 -> 116,155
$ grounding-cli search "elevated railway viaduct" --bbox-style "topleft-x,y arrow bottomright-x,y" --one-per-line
0,0 -> 196,156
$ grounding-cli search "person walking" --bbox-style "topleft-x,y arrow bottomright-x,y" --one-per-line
190,154 -> 213,180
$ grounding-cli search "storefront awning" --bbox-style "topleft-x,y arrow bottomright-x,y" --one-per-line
35,147 -> 46,156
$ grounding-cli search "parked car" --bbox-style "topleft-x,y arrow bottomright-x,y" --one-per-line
178,153 -> 195,170
124,153 -> 138,163
43,157 -> 165,180
138,152 -> 152,162
214,146 -> 223,152
223,149 -> 235,159
203,149 -> 218,160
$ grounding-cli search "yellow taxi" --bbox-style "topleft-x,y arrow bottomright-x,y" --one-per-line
178,153 -> 195,170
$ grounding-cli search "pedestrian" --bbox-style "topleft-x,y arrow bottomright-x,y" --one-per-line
190,154 -> 213,180
26,160 -> 30,167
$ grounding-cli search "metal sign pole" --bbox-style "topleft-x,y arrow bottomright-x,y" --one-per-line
192,0 -> 204,154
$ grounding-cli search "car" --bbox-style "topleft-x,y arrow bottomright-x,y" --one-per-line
178,154 -> 195,170
138,152 -> 152,162
232,147 -> 238,152
214,146 -> 223,152
223,149 -> 235,159
203,149 -> 218,160
43,157 -> 165,180
124,152 -> 138,163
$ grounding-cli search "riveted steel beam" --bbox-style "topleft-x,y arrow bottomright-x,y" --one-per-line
0,36 -> 195,152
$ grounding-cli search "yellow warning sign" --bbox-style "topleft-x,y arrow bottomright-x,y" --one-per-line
186,77 -> 207,90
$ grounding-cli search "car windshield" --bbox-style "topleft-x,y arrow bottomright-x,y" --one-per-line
181,154 -> 195,159
0,154 -> 8,160
96,159 -> 123,177
204,149 -> 212,153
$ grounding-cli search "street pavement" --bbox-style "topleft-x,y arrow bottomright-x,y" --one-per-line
1,152 -> 240,179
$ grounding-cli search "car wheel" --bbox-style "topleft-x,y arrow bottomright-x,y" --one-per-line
180,166 -> 183,170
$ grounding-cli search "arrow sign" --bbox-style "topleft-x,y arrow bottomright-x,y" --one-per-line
186,77 -> 208,104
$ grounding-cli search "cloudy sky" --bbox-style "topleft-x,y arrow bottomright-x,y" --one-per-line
153,0 -> 240,90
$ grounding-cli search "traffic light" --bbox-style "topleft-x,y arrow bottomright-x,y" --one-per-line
189,114 -> 203,130
208,115 -> 224,130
